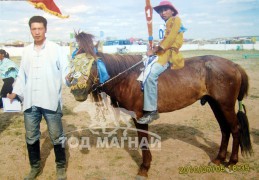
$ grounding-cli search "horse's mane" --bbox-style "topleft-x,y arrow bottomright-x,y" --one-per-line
75,31 -> 97,59
76,31 -> 143,77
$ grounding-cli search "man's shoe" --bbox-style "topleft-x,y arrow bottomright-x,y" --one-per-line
138,111 -> 160,124
24,166 -> 41,180
24,141 -> 41,180
56,167 -> 67,180
54,145 -> 67,180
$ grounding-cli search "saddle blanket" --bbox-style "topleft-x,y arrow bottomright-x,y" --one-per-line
137,55 -> 158,83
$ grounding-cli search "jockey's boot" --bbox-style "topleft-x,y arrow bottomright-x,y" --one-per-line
24,140 -> 41,180
138,110 -> 160,124
54,144 -> 67,180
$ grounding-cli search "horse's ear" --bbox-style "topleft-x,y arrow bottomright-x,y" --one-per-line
95,41 -> 100,48
95,40 -> 100,52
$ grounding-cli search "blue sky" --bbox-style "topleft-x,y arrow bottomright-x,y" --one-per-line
0,0 -> 259,43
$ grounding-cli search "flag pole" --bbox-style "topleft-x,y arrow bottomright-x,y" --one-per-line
145,0 -> 153,49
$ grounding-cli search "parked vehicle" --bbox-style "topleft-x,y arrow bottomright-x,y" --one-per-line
104,40 -> 131,46
117,46 -> 129,54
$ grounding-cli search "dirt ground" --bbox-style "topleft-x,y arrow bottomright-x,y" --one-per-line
0,50 -> 258,180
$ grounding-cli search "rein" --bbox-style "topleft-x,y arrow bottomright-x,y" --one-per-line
90,57 -> 146,93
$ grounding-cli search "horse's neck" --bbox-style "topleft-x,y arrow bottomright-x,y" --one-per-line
98,53 -> 142,77
97,53 -> 142,99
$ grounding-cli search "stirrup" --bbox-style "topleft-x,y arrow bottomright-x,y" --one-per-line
138,112 -> 160,124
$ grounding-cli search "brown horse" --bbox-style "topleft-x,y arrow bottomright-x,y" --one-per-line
69,32 -> 253,178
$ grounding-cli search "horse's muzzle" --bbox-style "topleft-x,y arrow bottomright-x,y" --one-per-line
70,89 -> 88,102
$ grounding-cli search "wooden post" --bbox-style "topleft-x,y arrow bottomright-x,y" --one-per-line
145,0 -> 153,49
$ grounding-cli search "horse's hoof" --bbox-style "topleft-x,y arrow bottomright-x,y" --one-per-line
210,159 -> 222,166
136,175 -> 147,180
208,161 -> 214,166
225,166 -> 234,174
209,160 -> 228,167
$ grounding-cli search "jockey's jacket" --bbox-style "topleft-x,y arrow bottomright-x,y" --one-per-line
157,16 -> 184,69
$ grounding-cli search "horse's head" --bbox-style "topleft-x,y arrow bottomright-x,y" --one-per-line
68,31 -> 99,101
68,53 -> 99,101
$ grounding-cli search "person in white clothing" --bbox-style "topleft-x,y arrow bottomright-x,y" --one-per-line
7,16 -> 69,180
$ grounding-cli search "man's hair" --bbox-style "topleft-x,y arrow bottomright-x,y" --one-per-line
29,16 -> 47,28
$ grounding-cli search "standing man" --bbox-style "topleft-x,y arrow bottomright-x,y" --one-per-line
138,0 -> 186,124
8,16 -> 69,180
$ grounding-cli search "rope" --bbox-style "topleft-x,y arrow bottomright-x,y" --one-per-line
91,57 -> 146,92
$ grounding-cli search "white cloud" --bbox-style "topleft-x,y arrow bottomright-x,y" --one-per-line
231,22 -> 254,26
218,0 -> 257,3
9,28 -> 21,32
198,21 -> 213,25
185,19 -> 193,24
216,19 -> 230,23
193,13 -> 209,17
0,0 -> 258,41
65,5 -> 91,14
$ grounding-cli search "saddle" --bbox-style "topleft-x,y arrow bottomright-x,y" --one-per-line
137,56 -> 158,90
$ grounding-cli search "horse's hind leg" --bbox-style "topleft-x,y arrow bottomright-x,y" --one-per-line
221,108 -> 240,165
209,97 -> 240,165
133,119 -> 152,177
208,98 -> 231,165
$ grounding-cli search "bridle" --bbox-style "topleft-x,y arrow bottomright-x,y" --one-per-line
87,61 -> 100,92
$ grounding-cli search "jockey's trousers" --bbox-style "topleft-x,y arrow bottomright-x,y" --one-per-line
143,62 -> 169,111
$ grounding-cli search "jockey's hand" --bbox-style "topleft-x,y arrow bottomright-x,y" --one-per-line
152,45 -> 159,53
7,93 -> 17,103
146,49 -> 154,56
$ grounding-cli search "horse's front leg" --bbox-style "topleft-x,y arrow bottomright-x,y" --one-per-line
133,119 -> 152,178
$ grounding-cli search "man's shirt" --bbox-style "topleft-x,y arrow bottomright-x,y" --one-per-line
13,39 -> 70,111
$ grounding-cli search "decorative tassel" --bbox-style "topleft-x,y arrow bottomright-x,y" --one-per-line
238,101 -> 244,112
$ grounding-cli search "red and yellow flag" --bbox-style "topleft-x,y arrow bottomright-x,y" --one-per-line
28,0 -> 69,18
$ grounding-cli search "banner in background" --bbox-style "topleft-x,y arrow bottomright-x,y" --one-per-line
28,0 -> 69,18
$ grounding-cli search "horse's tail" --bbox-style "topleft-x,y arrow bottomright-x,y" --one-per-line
237,64 -> 249,101
236,64 -> 253,156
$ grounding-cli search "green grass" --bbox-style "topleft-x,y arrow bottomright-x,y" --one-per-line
182,50 -> 259,61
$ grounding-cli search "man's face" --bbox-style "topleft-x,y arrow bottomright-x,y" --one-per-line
0,53 -> 4,60
30,22 -> 46,44
158,7 -> 173,21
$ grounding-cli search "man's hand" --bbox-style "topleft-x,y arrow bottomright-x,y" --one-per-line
65,73 -> 73,86
65,73 -> 73,82
7,93 -> 17,103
